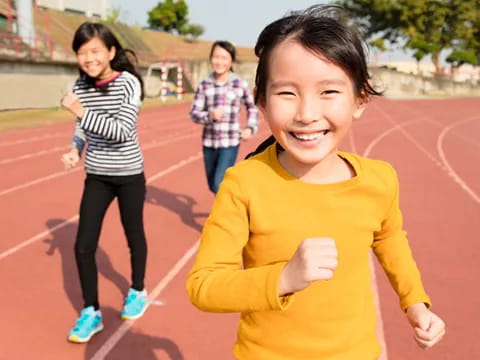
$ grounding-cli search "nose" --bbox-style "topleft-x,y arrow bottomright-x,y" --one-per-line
85,51 -> 94,62
295,95 -> 320,124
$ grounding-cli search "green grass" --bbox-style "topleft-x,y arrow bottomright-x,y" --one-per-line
0,94 -> 193,132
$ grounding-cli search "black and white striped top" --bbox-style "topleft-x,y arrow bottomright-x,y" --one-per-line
71,71 -> 144,176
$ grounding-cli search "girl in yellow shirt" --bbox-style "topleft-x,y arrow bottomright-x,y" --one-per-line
186,5 -> 445,359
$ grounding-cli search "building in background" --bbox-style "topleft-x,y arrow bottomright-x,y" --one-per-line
35,0 -> 112,19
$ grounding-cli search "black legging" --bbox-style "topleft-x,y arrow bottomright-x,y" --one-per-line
75,173 -> 147,310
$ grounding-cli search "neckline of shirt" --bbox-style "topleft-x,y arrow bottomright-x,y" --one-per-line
96,71 -> 123,86
267,144 -> 362,191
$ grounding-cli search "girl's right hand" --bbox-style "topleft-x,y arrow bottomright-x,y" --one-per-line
278,237 -> 338,296
61,148 -> 80,169
211,107 -> 225,121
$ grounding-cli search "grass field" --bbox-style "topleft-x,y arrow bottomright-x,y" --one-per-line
0,94 -> 194,132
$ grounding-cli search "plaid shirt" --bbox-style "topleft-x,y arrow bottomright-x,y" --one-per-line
190,72 -> 258,148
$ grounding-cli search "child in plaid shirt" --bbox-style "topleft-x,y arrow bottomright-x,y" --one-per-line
190,40 -> 259,193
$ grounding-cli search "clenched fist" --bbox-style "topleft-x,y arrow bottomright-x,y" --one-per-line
61,92 -> 85,118
278,237 -> 338,296
61,148 -> 80,169
406,303 -> 446,349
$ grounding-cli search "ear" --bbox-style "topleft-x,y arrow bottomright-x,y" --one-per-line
253,87 -> 266,115
109,46 -> 116,61
353,96 -> 368,120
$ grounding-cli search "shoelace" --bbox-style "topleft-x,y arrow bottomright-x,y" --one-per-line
75,311 -> 96,330
125,293 -> 137,305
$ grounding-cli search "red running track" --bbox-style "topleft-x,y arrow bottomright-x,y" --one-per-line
0,97 -> 479,359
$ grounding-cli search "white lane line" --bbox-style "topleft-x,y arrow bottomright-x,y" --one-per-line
0,151 -> 202,261
0,167 -> 82,197
363,105 -> 478,358
0,131 -> 198,197
362,119 -> 421,158
0,146 -> 71,165
0,114 -> 190,148
370,103 -> 443,166
0,215 -> 79,261
89,241 -> 200,360
0,132 -> 71,147
437,117 -> 480,205
0,124 -> 196,166
372,102 -> 480,204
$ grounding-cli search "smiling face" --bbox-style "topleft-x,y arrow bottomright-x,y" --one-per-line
76,37 -> 115,80
210,45 -> 233,77
258,40 -> 366,178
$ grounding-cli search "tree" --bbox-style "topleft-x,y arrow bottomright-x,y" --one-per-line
336,0 -> 479,74
181,23 -> 205,40
408,39 -> 440,75
106,7 -> 121,23
147,0 -> 189,33
446,50 -> 478,68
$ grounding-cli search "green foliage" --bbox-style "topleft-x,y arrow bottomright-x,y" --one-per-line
147,0 -> 189,33
369,38 -> 387,51
446,49 -> 478,67
336,0 -> 479,72
106,7 -> 121,23
181,23 -> 205,39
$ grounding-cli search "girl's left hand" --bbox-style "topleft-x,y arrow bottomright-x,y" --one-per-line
61,92 -> 85,118
241,128 -> 253,140
406,303 -> 446,349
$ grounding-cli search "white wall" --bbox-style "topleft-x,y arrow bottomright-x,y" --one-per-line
1,60 -> 479,111
36,0 -> 111,18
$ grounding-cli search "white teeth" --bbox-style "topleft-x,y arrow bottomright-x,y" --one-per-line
293,131 -> 328,140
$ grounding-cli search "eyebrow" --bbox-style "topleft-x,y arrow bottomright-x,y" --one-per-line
269,79 -> 347,88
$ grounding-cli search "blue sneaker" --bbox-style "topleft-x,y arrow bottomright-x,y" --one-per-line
121,288 -> 148,320
68,306 -> 103,343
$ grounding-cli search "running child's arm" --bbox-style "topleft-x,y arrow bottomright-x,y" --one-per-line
77,81 -> 141,142
372,164 -> 431,311
186,169 -> 294,313
61,122 -> 86,169
241,80 -> 258,136
72,122 -> 86,155
189,83 -> 211,124
62,79 -> 141,142
373,164 -> 446,348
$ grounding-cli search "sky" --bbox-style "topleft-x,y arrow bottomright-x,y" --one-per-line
112,0 -> 413,63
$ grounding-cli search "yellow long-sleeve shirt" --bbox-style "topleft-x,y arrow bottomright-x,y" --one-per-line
186,144 -> 431,360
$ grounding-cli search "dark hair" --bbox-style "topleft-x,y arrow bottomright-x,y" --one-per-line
72,22 -> 145,100
210,40 -> 236,71
247,4 -> 381,159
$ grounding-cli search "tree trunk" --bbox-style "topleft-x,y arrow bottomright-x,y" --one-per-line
431,52 -> 442,75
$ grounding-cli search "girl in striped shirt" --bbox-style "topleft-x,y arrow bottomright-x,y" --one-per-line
60,22 -> 149,343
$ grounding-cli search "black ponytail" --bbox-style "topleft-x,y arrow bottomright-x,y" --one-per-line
245,135 -> 280,159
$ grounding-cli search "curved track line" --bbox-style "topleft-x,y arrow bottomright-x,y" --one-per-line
372,102 -> 480,205
437,117 -> 480,205
0,152 -> 202,261
363,119 -> 421,158
370,103 -> 444,167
